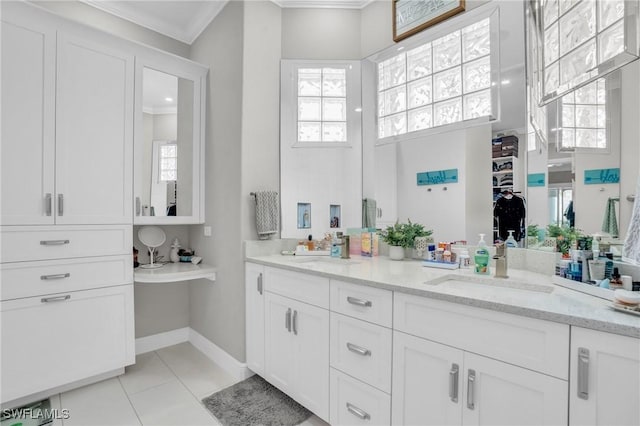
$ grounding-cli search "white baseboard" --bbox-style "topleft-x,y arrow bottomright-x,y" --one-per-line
134,327 -> 252,382
135,327 -> 190,355
189,328 -> 253,382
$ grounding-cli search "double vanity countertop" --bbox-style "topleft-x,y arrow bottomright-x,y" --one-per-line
246,254 -> 640,339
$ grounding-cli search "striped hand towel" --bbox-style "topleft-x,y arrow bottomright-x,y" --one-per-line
255,191 -> 279,239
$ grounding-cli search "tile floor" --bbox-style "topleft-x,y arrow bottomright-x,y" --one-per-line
48,342 -> 328,426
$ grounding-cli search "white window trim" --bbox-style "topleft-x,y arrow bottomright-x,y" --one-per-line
368,4 -> 501,145
281,59 -> 362,149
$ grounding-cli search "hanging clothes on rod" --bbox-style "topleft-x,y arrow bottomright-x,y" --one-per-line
493,189 -> 526,241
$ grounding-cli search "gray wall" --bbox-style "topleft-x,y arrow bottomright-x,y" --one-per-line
189,1 -> 246,362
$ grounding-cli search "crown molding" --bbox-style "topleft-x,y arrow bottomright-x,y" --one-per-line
271,0 -> 374,9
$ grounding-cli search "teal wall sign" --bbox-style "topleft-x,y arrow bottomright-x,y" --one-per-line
584,168 -> 620,185
417,169 -> 458,186
527,173 -> 545,187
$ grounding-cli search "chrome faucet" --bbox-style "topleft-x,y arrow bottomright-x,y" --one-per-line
493,243 -> 508,278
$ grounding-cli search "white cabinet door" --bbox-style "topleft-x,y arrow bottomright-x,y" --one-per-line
1,285 -> 134,404
291,298 -> 330,422
569,327 -> 640,426
264,292 -> 296,395
392,331 -> 463,426
1,14 -> 56,225
55,33 -> 133,225
245,263 -> 265,376
374,143 -> 397,228
462,352 -> 568,426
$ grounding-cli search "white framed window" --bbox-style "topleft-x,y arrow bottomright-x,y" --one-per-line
558,78 -> 607,151
376,8 -> 499,140
281,60 -> 361,148
159,142 -> 177,181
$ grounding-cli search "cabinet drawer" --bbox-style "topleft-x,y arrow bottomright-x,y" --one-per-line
330,368 -> 390,426
394,293 -> 569,379
264,266 -> 329,309
330,280 -> 392,327
1,225 -> 131,262
1,255 -> 132,301
330,312 -> 392,393
1,285 -> 135,403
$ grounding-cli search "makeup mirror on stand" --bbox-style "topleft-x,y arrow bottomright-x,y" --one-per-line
138,226 -> 166,269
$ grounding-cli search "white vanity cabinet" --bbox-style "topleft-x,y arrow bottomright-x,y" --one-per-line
569,327 -> 640,426
1,3 -> 133,226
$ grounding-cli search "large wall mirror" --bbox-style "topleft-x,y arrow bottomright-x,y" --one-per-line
134,54 -> 207,225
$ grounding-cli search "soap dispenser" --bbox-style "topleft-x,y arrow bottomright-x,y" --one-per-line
170,238 -> 181,263
505,230 -> 518,248
474,234 -> 490,275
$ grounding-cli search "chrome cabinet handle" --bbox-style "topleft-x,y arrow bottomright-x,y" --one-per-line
467,369 -> 476,410
40,273 -> 71,280
347,342 -> 372,357
449,363 -> 459,402
347,296 -> 372,307
292,310 -> 298,335
45,193 -> 52,216
257,273 -> 263,295
346,403 -> 371,421
41,294 -> 71,303
578,348 -> 590,400
40,240 -> 70,245
285,308 -> 292,332
58,194 -> 64,216
136,197 -> 141,216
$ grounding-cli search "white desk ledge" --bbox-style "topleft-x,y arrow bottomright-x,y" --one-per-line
134,262 -> 217,283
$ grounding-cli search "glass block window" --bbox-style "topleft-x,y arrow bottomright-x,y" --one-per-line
297,68 -> 347,142
159,144 -> 177,181
558,78 -> 606,150
377,17 -> 494,139
536,0 -> 638,104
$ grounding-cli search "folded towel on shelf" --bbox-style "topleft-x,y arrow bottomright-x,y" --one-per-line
362,198 -> 377,229
602,197 -> 619,238
254,191 -> 279,239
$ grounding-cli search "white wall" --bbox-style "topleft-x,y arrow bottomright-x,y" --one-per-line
527,137 -> 550,229
619,61 -> 640,237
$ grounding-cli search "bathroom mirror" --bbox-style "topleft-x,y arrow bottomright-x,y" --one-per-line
134,54 -> 207,225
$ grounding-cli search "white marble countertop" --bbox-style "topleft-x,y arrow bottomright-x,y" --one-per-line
134,262 -> 217,283
246,254 -> 640,339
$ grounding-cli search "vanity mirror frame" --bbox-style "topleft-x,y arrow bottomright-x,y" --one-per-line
133,51 -> 207,225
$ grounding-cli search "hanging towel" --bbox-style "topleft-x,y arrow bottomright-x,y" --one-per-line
362,198 -> 377,229
602,197 -> 619,237
254,191 -> 279,240
623,176 -> 640,265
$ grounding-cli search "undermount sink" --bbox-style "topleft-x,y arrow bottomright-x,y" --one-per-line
428,275 -> 554,293
292,256 -> 361,266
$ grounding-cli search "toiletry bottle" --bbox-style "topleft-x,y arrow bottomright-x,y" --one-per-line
307,234 -> 315,251
591,234 -> 600,258
505,230 -> 518,248
474,234 -> 490,275
610,267 -> 623,289
331,232 -> 343,258
170,238 -> 181,263
459,250 -> 470,268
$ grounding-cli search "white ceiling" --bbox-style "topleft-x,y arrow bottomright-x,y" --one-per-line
143,68 -> 178,114
82,0 -> 372,45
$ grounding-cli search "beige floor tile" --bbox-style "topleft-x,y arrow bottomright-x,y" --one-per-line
119,352 -> 176,396
60,378 -> 141,426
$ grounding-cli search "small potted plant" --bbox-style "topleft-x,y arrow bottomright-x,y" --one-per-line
401,220 -> 433,258
380,220 -> 432,260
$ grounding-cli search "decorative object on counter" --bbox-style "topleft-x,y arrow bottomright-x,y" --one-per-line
170,238 -> 181,263
546,224 -> 590,257
380,220 -> 433,261
138,226 -> 166,269
422,259 -> 459,270
177,248 -> 195,262
253,191 -> 280,239
414,236 -> 429,258
297,202 -> 311,229
360,229 -> 379,257
133,246 -> 139,268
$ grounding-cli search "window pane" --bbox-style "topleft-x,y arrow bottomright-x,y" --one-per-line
599,0 -> 624,30
433,67 -> 462,102
434,97 -> 462,126
559,0 -> 595,56
322,122 -> 346,141
408,105 -> 433,131
463,56 -> 491,93
161,158 -> 176,170
298,97 -> 321,121
381,113 -> 406,137
543,0 -> 558,27
463,89 -> 491,120
432,31 -> 461,72
379,55 -> 406,90
298,122 -> 321,141
322,68 -> 346,96
384,85 -> 407,115
559,38 -> 596,86
161,145 -> 176,157
298,69 -> 321,96
596,105 -> 606,128
562,104 -> 575,127
559,0 -> 580,15
407,44 -> 432,81
323,98 -> 346,121
576,129 -> 599,148
544,23 -> 559,66
545,61 -> 560,93
599,19 -> 625,63
574,82 -> 597,103
407,76 -> 432,108
575,105 -> 598,127
462,19 -> 490,62
560,128 -> 575,148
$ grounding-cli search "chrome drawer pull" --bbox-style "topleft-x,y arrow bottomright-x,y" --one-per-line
346,342 -> 372,356
578,348 -> 589,400
347,296 -> 372,307
40,240 -> 70,245
449,363 -> 459,402
467,369 -> 476,410
41,294 -> 71,303
41,273 -> 71,280
346,403 -> 371,420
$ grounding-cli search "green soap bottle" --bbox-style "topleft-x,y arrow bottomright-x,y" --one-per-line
474,233 -> 490,275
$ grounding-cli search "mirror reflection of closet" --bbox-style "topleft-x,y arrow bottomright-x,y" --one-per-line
134,56 -> 207,225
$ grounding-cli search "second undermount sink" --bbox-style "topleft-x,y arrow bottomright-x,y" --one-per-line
292,256 -> 361,266
428,275 -> 554,293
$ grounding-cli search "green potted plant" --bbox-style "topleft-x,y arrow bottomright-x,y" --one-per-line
380,220 -> 432,260
546,224 -> 591,257
401,220 -> 433,258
